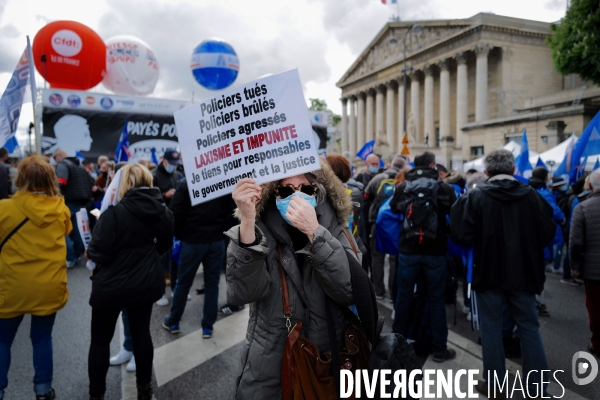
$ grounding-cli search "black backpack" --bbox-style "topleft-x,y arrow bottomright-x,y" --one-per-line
402,178 -> 439,244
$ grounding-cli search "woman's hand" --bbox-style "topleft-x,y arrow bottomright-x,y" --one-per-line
287,196 -> 319,242
232,178 -> 261,244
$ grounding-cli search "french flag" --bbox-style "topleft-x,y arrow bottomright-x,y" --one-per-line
381,0 -> 397,3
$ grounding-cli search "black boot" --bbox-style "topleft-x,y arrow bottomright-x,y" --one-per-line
137,383 -> 153,400
89,396 -> 104,400
36,389 -> 56,400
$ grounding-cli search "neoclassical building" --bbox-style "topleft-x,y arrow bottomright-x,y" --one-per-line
337,13 -> 600,169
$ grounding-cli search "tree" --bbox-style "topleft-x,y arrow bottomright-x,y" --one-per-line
307,98 -> 341,127
546,0 -> 600,86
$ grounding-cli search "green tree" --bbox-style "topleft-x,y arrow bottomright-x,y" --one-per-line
307,98 -> 341,126
547,0 -> 600,85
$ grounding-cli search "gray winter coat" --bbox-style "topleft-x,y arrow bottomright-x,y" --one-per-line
570,191 -> 600,281
225,162 -> 360,400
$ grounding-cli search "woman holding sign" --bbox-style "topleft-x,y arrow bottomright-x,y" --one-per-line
0,155 -> 72,400
227,160 -> 371,399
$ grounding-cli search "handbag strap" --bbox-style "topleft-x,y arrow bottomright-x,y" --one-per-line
0,217 -> 29,253
342,227 -> 359,259
277,245 -> 293,333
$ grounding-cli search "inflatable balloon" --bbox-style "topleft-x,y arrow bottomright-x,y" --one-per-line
190,39 -> 239,90
33,20 -> 106,90
103,35 -> 160,95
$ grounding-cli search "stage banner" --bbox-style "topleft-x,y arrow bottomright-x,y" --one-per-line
42,108 -> 179,161
175,69 -> 320,205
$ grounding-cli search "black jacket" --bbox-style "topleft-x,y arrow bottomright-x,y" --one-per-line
56,158 -> 92,203
390,167 -> 456,256
170,180 -> 236,244
152,164 -> 183,206
450,176 -> 555,294
87,187 -> 174,309
0,163 -> 9,200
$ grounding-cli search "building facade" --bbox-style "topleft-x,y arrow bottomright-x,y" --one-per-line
336,13 -> 600,168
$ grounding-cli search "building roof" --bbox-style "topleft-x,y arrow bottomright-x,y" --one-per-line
337,13 -> 553,90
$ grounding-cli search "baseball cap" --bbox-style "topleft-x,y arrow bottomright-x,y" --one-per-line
551,175 -> 568,187
163,149 -> 182,165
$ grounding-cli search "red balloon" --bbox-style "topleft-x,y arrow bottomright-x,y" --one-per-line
33,20 -> 106,90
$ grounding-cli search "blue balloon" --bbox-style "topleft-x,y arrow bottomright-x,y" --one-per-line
190,39 -> 239,90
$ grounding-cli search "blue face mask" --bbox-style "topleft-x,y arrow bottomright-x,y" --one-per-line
368,165 -> 379,174
276,191 -> 317,226
165,164 -> 177,174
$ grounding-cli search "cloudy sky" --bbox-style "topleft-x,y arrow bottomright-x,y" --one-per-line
1,0 -> 566,147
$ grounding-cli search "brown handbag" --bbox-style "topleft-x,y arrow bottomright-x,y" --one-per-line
280,228 -> 370,400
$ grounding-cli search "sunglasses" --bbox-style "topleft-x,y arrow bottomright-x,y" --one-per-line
275,183 -> 318,198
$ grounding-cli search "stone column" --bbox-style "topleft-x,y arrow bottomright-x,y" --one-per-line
356,93 -> 366,150
440,136 -> 455,168
397,78 -> 405,137
341,98 -> 348,154
375,86 -> 385,141
546,120 -> 567,148
386,81 -> 396,152
475,43 -> 491,122
438,59 -> 450,140
366,89 -> 375,142
455,52 -> 468,147
349,96 -> 357,158
423,65 -> 434,146
410,71 -> 420,142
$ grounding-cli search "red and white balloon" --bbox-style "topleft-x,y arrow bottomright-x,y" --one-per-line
32,20 -> 106,90
103,35 -> 160,96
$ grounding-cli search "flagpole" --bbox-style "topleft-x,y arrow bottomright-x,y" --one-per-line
26,36 -> 40,155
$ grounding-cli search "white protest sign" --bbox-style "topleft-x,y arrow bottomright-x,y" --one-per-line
174,69 -> 320,205
76,208 -> 92,249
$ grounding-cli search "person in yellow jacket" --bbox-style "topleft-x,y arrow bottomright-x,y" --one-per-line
0,155 -> 72,400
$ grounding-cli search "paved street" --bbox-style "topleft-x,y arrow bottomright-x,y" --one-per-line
4,258 -> 598,399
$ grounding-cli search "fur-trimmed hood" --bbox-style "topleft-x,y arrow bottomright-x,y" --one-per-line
444,172 -> 466,187
235,160 -> 353,226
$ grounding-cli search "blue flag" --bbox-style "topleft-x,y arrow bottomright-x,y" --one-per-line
115,122 -> 130,163
515,130 -> 533,177
76,151 -> 85,163
535,157 -> 547,169
356,140 -> 375,160
3,136 -> 19,153
150,147 -> 159,165
594,158 -> 600,171
555,111 -> 600,183
0,47 -> 32,149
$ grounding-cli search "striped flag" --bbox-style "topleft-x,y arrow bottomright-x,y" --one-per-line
115,122 -> 130,163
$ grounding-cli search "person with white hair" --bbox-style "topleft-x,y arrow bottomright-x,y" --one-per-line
570,169 -> 600,357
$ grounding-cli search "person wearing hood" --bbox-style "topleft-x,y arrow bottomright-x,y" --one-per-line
226,160 -> 361,399
444,171 -> 467,199
389,151 -> 457,362
450,149 -> 555,397
53,148 -> 93,268
0,155 -> 72,400
86,164 -> 174,400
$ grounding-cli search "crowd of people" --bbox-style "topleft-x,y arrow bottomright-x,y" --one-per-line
0,144 -> 599,399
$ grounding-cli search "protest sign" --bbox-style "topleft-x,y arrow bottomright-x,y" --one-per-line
76,208 -> 92,249
174,69 -> 320,205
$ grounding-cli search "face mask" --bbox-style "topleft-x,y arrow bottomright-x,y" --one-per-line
368,166 -> 379,174
165,164 -> 176,174
560,184 -> 568,192
276,191 -> 318,226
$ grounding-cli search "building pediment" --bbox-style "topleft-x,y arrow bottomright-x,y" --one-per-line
337,21 -> 472,87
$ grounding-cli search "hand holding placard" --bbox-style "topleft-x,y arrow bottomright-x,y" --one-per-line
175,69 -> 320,205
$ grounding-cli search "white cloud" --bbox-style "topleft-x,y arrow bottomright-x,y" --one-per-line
0,0 -> 566,148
